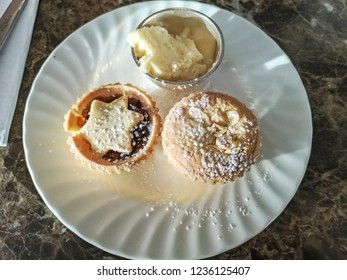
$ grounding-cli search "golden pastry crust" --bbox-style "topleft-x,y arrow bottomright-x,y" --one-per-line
64,83 -> 162,174
162,91 -> 261,184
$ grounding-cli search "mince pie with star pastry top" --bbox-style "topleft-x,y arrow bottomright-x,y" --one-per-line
64,83 -> 162,173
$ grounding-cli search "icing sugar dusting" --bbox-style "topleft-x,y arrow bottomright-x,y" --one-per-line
142,161 -> 274,241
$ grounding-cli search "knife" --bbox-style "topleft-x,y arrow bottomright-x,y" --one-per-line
0,0 -> 27,51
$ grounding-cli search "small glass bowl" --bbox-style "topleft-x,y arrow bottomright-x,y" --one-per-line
130,7 -> 224,91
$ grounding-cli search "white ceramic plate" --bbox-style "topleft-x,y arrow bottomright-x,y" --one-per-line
23,1 -> 312,259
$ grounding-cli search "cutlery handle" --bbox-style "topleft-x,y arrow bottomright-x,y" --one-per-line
0,0 -> 27,51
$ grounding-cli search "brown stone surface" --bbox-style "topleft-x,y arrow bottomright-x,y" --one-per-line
0,0 -> 346,259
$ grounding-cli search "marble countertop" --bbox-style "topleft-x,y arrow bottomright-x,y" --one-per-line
0,0 -> 346,260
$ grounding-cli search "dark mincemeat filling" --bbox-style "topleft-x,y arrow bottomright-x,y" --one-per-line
85,95 -> 151,162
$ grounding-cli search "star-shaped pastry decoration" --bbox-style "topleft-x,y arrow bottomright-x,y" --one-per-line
78,95 -> 144,156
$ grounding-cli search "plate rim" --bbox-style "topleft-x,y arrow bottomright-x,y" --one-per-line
23,0 -> 312,259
